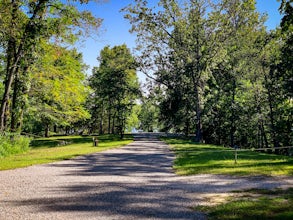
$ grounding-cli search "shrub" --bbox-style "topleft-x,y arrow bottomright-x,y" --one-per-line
0,133 -> 31,158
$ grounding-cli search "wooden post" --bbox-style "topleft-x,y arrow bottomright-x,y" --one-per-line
93,137 -> 98,146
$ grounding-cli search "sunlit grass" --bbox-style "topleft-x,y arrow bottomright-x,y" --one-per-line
0,135 -> 133,170
163,138 -> 293,176
195,188 -> 293,219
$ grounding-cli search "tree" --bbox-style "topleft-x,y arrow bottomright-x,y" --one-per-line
125,0 -> 265,141
139,87 -> 160,132
89,45 -> 140,138
126,104 -> 141,132
0,0 -> 102,132
124,0 -> 232,141
278,0 -> 293,97
124,0 -> 291,152
24,42 -> 90,137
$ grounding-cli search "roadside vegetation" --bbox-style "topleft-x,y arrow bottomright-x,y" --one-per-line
0,135 -> 132,170
0,134 -> 31,158
195,188 -> 293,220
163,138 -> 293,176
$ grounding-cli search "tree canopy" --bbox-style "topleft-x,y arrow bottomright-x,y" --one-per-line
89,44 -> 140,138
0,0 -> 101,133
124,0 -> 292,150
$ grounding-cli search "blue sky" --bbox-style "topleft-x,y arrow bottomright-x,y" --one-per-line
78,0 -> 283,80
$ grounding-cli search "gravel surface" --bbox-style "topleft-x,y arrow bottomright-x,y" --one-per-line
1,133 -> 292,220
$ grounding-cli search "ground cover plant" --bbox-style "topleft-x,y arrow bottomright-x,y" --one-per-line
0,135 -> 133,170
195,188 -> 293,220
163,138 -> 293,176
0,134 -> 31,158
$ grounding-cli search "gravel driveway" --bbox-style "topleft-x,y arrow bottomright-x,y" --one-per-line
1,133 -> 292,220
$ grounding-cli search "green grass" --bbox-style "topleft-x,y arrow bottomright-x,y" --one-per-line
0,134 -> 133,170
163,138 -> 293,176
195,188 -> 293,220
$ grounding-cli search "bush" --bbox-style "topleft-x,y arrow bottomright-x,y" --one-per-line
0,133 -> 31,158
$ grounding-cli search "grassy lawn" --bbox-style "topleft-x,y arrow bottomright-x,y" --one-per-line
195,188 -> 293,220
163,138 -> 293,176
0,134 -> 133,170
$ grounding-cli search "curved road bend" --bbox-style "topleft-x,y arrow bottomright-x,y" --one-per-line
1,133 -> 292,220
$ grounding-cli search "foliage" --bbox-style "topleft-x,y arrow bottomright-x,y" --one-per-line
163,137 -> 293,176
89,44 -> 140,137
138,86 -> 161,132
0,0 -> 102,132
0,133 -> 31,158
23,42 -> 90,137
278,0 -> 293,97
0,134 -> 133,170
196,188 -> 293,220
126,104 -> 141,132
124,0 -> 292,150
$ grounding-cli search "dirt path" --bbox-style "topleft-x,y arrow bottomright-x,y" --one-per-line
1,133 -> 292,219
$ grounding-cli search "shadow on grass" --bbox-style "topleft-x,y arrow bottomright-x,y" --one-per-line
4,134 -> 291,219
30,134 -> 133,149
163,137 -> 293,176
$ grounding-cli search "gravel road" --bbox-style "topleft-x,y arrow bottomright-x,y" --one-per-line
1,133 -> 292,220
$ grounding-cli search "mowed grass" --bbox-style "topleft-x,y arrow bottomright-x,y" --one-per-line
0,134 -> 133,170
163,138 -> 293,176
196,188 -> 293,220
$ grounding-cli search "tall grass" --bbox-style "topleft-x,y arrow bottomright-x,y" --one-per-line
0,133 -> 31,158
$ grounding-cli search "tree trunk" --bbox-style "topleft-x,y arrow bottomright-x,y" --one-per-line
184,115 -> 190,136
0,43 -> 21,131
0,0 -> 20,131
45,124 -> 50,137
260,121 -> 269,149
99,103 -> 104,135
108,109 -> 111,134
10,71 -> 20,132
1,0 -> 47,132
112,112 -> 116,134
194,86 -> 203,142
230,80 -> 236,148
265,73 -> 279,149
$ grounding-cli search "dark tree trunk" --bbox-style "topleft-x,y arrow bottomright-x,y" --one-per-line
0,42 -> 20,131
45,124 -> 50,137
108,106 -> 111,134
112,112 -> 116,134
10,70 -> 20,132
194,86 -> 203,142
260,121 -> 269,149
184,117 -> 190,137
53,125 -> 57,133
230,80 -> 236,148
99,103 -> 104,135
265,73 -> 279,149
1,0 -> 47,132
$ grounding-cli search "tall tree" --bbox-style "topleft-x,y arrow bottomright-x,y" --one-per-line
25,42 -> 90,137
124,0 -> 229,141
0,0 -> 102,132
89,45 -> 140,138
278,0 -> 293,97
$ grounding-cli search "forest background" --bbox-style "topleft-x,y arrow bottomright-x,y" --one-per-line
0,0 -> 292,155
